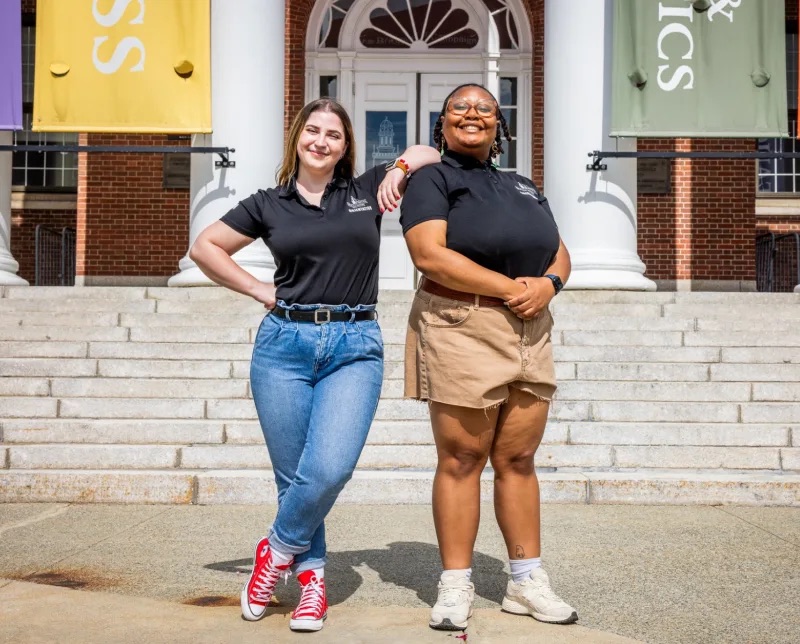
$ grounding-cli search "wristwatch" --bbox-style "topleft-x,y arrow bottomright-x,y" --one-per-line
385,157 -> 410,176
545,274 -> 564,295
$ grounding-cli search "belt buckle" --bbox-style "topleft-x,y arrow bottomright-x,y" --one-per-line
314,308 -> 331,324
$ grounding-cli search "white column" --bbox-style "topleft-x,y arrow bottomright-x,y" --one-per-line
0,131 -> 28,286
543,0 -> 655,290
338,53 -> 356,117
169,0 -> 284,286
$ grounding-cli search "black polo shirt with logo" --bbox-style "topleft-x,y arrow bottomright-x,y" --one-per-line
220,166 -> 387,306
400,150 -> 560,278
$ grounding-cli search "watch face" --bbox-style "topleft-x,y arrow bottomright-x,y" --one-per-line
547,274 -> 563,293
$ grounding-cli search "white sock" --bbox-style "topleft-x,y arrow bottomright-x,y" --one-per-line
269,545 -> 293,566
441,568 -> 472,582
510,557 -> 541,583
311,567 -> 324,579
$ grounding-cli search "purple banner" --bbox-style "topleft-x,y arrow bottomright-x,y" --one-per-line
0,0 -> 22,129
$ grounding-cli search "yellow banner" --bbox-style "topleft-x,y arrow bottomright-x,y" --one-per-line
34,0 -> 211,133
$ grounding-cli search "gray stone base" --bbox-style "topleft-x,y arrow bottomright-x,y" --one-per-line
75,275 -> 171,287
655,279 -> 758,292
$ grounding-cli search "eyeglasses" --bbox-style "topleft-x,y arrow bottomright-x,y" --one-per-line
447,99 -> 497,117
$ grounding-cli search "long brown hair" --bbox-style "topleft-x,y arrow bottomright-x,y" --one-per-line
275,98 -> 357,186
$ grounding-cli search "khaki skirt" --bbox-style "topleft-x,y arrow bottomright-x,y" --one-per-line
404,288 -> 557,409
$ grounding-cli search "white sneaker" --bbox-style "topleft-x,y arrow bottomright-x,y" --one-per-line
501,568 -> 578,624
429,572 -> 475,631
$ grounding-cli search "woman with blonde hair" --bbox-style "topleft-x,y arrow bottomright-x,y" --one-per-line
190,98 -> 439,632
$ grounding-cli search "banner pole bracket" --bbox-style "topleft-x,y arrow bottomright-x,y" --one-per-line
586,151 -> 607,172
0,143 -> 237,170
214,148 -> 236,169
586,150 -> 800,171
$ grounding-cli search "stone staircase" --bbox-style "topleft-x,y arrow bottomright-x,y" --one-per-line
0,286 -> 798,506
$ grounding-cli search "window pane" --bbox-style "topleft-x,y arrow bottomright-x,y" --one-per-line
500,77 -> 517,106
501,108 -> 517,136
776,175 -> 794,192
319,75 -> 338,99
496,140 -> 517,169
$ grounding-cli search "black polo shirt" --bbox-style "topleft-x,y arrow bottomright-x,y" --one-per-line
400,150 -> 560,279
220,166 -> 387,306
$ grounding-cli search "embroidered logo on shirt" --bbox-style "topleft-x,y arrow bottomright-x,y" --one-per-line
347,195 -> 373,213
515,182 -> 539,199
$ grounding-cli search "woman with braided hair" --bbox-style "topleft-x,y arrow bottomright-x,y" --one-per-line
400,84 -> 577,631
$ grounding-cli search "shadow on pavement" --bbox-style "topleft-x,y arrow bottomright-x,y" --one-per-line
205,541 -> 508,607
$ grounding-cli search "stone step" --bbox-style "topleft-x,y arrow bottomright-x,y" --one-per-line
0,312 -> 120,327
555,381 -> 753,402
3,419 -> 793,449
119,312 -> 266,328
4,297 -> 738,318
566,422 -> 794,447
0,327 -> 129,342
662,304 -> 800,319
0,299 -> 156,313
8,360 -> 800,384
3,286 -> 148,300
5,395 -> 796,425
6,360 -> 800,386
0,468 -> 797,505
6,442 -> 797,473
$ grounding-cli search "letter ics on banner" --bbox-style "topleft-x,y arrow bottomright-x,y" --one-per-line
33,0 -> 211,133
611,0 -> 787,137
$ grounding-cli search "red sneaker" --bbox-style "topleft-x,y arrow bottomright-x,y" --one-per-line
240,537 -> 293,621
289,570 -> 328,632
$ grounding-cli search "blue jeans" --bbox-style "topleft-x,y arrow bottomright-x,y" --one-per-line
250,301 -> 384,573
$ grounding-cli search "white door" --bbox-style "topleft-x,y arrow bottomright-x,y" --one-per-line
354,73 -> 417,290
355,72 -> 482,290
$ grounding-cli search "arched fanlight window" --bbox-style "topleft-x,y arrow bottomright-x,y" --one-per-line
360,0 -> 478,49
317,0 -> 520,50
319,0 -> 358,48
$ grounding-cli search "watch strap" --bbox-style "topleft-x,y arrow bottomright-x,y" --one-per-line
545,273 -> 563,294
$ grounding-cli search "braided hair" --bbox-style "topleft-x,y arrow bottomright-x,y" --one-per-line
432,83 -> 512,160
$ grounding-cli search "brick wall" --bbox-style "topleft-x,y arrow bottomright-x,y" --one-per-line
527,0 -> 545,187
285,0 -> 315,134
76,134 -> 189,280
758,220 -> 800,233
638,139 -> 756,283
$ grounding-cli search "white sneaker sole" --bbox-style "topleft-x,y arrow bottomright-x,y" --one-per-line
501,597 -> 578,625
429,609 -> 472,631
240,587 -> 267,621
289,614 -> 326,632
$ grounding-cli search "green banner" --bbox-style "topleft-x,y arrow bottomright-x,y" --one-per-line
611,0 -> 788,137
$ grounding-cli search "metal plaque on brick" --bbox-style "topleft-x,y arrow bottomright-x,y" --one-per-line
637,158 -> 671,194
163,153 -> 190,190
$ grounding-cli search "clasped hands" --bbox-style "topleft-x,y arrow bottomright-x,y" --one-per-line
505,277 -> 554,320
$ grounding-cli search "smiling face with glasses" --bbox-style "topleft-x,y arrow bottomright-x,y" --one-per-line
441,86 -> 499,158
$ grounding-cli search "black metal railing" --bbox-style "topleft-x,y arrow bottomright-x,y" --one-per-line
35,225 -> 76,286
756,232 -> 800,292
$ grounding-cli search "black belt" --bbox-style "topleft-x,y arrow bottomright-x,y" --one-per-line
270,308 -> 377,324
